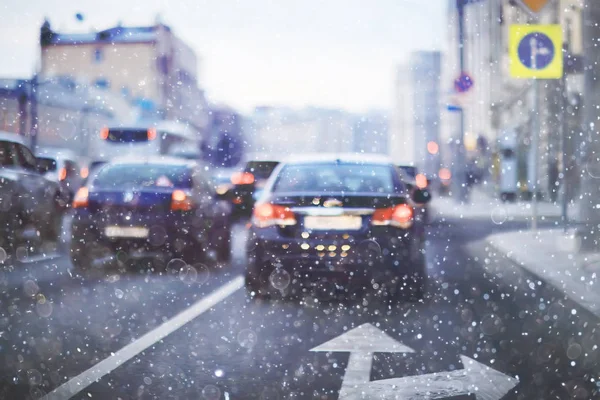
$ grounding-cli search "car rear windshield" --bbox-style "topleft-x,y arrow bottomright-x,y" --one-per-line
92,164 -> 192,189
106,129 -> 150,143
273,163 -> 398,194
398,166 -> 417,178
244,161 -> 279,180
37,157 -> 57,173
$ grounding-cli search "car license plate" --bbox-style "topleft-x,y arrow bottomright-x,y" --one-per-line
304,216 -> 362,231
105,226 -> 149,238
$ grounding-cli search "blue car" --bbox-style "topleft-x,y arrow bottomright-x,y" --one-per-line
70,157 -> 232,271
245,154 -> 430,300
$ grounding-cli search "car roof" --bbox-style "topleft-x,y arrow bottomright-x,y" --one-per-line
243,152 -> 280,163
0,131 -> 28,146
284,153 -> 393,165
108,155 -> 198,168
36,147 -> 79,160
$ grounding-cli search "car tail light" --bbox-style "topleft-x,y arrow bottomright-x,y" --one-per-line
148,128 -> 157,140
80,166 -> 89,179
171,189 -> 193,211
73,187 -> 89,208
415,173 -> 428,189
252,203 -> 296,228
59,167 -> 67,181
231,172 -> 255,185
100,127 -> 109,140
372,204 -> 413,229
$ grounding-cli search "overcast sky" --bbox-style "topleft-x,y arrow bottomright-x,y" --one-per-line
0,0 -> 446,113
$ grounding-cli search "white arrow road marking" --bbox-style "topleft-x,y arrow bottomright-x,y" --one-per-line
311,323 -> 415,398
311,323 -> 519,400
367,355 -> 519,400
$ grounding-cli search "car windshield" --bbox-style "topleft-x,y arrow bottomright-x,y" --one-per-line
3,2 -> 600,399
92,164 -> 192,189
274,163 -> 396,194
398,166 -> 417,179
105,129 -> 150,143
244,161 -> 279,180
0,141 -> 18,167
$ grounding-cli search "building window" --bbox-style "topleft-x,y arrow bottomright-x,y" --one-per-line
93,48 -> 103,63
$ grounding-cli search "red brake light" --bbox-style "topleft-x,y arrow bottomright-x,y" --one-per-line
231,172 -> 255,185
171,190 -> 193,211
73,187 -> 89,208
58,167 -> 67,181
372,204 -> 413,229
80,166 -> 89,179
252,203 -> 296,228
100,127 -> 109,140
415,173 -> 428,189
148,128 -> 157,140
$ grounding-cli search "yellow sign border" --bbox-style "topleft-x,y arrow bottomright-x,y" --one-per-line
509,24 -> 563,79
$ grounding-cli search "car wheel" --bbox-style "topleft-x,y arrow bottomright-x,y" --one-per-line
70,242 -> 90,271
217,229 -> 231,262
0,214 -> 23,258
43,209 -> 63,242
408,252 -> 427,302
245,266 -> 272,299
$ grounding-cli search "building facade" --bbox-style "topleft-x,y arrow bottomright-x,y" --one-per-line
391,51 -> 442,176
0,77 -> 132,156
39,20 -> 209,134
245,107 -> 355,158
352,112 -> 389,155
442,0 -> 584,199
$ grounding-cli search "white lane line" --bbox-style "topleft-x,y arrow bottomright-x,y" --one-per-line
20,252 -> 62,264
43,275 -> 245,400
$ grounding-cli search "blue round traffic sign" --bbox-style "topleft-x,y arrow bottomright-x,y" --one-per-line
454,73 -> 474,93
517,32 -> 555,70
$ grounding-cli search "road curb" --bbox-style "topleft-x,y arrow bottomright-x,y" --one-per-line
479,233 -> 600,320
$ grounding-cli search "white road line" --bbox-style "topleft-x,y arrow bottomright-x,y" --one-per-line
20,252 -> 62,264
42,275 -> 245,400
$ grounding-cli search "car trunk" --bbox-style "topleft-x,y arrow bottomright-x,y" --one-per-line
266,192 -> 408,238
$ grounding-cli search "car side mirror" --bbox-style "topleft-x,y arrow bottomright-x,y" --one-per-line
412,188 -> 431,204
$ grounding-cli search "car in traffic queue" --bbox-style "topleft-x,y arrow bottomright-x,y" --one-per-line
245,154 -> 431,300
230,154 -> 280,215
396,164 -> 432,224
70,156 -> 233,271
210,168 -> 237,200
0,132 -> 65,255
36,147 -> 83,204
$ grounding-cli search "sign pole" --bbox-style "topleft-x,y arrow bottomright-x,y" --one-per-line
509,23 -> 562,230
455,0 -> 467,203
531,77 -> 539,231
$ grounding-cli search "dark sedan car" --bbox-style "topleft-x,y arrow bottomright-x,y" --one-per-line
245,154 -> 430,301
231,155 -> 280,215
70,157 -> 232,271
0,132 -> 65,255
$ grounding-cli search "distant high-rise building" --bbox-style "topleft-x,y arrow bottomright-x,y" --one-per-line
352,112 -> 388,154
245,107 -> 354,157
391,51 -> 441,175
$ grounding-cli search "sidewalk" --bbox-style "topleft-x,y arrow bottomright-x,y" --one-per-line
484,229 -> 600,318
430,188 -> 565,222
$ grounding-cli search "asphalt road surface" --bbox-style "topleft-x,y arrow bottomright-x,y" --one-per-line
0,214 -> 598,400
